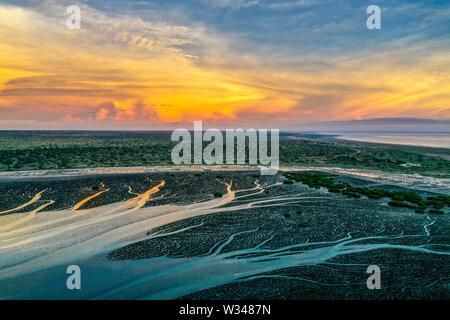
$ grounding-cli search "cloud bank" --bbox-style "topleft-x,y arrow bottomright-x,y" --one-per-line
0,0 -> 448,129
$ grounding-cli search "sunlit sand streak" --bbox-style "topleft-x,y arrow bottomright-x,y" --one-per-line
0,181 -> 239,277
0,180 -> 236,244
128,186 -> 140,196
0,181 -> 290,274
0,202 -> 120,242
234,182 -> 282,200
0,187 -> 350,252
0,200 -> 55,232
234,181 -> 260,193
0,184 -> 317,255
0,190 -> 47,215
0,181 -> 166,245
73,189 -> 110,211
95,181 -> 166,217
122,181 -> 165,214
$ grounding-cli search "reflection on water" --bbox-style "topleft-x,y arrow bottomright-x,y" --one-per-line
337,133 -> 450,149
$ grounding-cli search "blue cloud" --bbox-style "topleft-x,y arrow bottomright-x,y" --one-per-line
8,0 -> 450,63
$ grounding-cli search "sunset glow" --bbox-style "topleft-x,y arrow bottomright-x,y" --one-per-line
0,0 -> 448,129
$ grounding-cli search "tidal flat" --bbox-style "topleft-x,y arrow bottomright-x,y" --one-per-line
0,170 -> 448,299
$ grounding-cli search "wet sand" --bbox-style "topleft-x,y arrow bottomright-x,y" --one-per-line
0,170 -> 448,299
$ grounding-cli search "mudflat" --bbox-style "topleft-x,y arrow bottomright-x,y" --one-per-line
0,170 -> 448,299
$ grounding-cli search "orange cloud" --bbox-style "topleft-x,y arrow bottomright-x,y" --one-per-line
0,3 -> 448,130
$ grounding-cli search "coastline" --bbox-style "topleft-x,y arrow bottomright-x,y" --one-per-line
335,133 -> 450,149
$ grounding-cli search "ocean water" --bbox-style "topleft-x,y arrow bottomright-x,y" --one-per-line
336,133 -> 450,149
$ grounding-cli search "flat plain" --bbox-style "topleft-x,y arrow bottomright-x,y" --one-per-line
0,131 -> 448,177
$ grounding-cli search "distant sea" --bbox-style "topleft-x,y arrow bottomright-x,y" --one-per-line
334,132 -> 450,149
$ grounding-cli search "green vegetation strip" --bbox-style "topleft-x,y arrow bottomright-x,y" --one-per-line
283,172 -> 449,215
0,132 -> 448,177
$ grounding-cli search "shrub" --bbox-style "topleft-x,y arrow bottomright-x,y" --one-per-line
429,209 -> 445,214
388,201 -> 416,209
349,193 -> 361,198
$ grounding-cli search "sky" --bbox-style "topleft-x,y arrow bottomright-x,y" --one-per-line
0,0 -> 448,130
